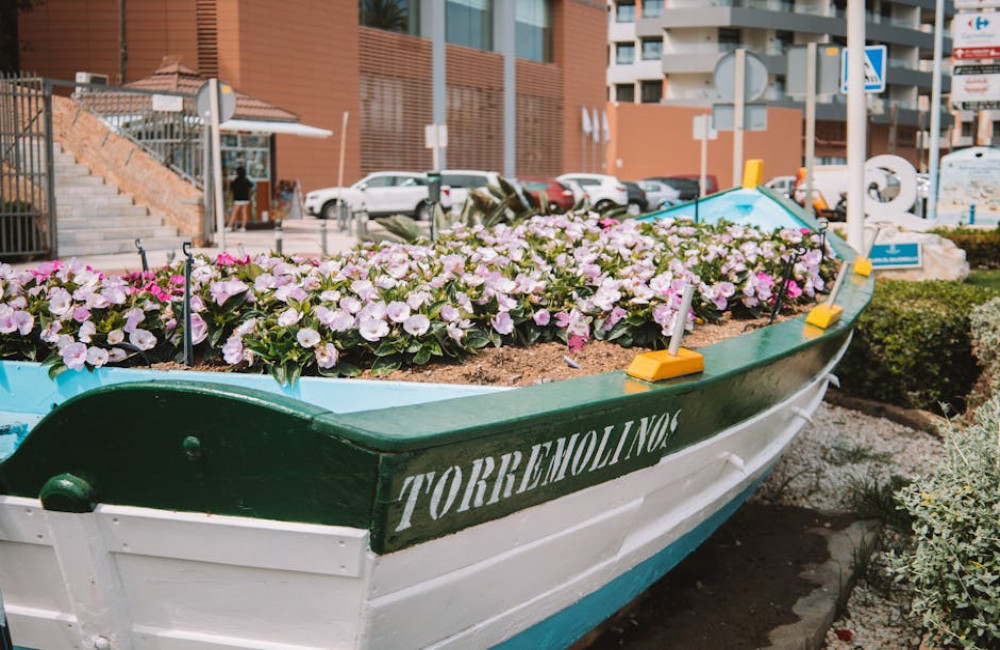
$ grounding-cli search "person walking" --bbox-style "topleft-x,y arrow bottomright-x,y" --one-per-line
225,166 -> 254,232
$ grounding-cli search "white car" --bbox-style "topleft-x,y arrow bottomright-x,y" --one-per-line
637,180 -> 682,209
556,173 -> 628,210
440,170 -> 501,209
304,171 -> 451,221
764,175 -> 797,197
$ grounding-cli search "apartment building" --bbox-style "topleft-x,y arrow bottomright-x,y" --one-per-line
607,0 -> 956,167
17,0 -> 606,192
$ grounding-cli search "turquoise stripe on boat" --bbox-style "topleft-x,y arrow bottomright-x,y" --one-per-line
495,474 -> 768,650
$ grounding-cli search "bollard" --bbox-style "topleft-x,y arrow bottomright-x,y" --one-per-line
182,242 -> 194,367
134,238 -> 148,272
970,204 -> 977,225
275,220 -> 284,255
321,217 -> 328,256
0,584 -> 12,650
338,201 -> 349,231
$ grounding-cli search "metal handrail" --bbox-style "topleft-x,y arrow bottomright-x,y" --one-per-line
47,78 -> 204,187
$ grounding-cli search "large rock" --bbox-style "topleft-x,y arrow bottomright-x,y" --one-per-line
872,225 -> 969,282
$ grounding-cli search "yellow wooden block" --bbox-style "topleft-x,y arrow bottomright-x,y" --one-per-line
853,257 -> 873,277
626,348 -> 705,382
805,303 -> 844,329
742,159 -> 764,189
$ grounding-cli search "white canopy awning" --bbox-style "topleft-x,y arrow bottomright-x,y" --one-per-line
220,119 -> 333,138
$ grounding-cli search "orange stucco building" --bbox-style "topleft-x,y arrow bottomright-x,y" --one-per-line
17,0 -> 803,193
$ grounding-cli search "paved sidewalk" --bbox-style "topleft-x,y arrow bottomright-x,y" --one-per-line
10,218 -> 359,275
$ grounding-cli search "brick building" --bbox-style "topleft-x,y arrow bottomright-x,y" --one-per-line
17,0 -> 608,194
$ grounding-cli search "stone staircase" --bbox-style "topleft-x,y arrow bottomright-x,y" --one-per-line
54,145 -> 187,257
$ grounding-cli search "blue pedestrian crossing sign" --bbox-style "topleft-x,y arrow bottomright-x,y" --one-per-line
841,45 -> 887,93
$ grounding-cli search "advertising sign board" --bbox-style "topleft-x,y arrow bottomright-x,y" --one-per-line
951,63 -> 1000,110
953,12 -> 1000,59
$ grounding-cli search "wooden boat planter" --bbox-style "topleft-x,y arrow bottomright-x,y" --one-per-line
0,187 -> 873,650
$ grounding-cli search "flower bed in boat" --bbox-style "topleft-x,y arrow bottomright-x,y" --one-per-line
0,214 -> 835,383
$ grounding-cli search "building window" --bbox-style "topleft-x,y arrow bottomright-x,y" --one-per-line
640,80 -> 662,103
616,1 -> 635,22
776,30 -> 793,54
447,0 -> 493,51
642,0 -> 663,18
641,38 -> 663,61
719,28 -> 740,52
616,83 -> 635,103
359,0 -> 420,35
616,42 -> 636,65
962,121 -> 975,138
515,0 -> 552,63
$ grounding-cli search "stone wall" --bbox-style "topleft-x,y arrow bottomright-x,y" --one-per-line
50,95 -> 204,241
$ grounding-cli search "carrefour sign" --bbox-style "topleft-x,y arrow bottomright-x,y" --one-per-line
954,12 -> 1000,59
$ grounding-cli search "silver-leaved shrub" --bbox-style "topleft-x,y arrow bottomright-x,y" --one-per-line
971,297 -> 1000,396
889,396 -> 1000,648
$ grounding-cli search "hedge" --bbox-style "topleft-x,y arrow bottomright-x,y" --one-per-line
931,227 -> 1000,270
837,280 -> 1000,412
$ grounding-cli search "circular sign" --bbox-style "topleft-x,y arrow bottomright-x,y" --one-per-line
196,81 -> 236,122
713,51 -> 769,102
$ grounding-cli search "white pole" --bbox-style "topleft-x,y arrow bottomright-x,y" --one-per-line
337,111 -> 349,188
700,117 -> 709,198
209,78 -> 226,250
805,42 -> 817,218
669,284 -> 696,356
732,49 -> 746,188
928,0 -> 944,221
846,0 -> 867,252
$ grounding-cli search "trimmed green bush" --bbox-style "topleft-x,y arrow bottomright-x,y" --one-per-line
837,280 -> 1000,412
932,227 -> 1000,270
888,396 -> 1000,648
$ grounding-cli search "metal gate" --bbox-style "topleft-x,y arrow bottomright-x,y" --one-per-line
0,73 -> 55,260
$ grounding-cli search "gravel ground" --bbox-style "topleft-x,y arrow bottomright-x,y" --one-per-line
752,402 -> 947,649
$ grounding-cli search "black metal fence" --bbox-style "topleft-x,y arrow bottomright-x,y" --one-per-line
0,73 -> 55,260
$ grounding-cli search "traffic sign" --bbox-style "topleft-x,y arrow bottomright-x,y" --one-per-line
711,104 -> 767,131
787,44 -> 842,97
713,51 -> 768,102
951,63 -> 1000,110
953,12 -> 1000,60
870,242 -> 922,269
196,81 -> 236,122
840,45 -> 887,93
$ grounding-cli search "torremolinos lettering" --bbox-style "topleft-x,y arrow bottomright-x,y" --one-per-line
394,410 -> 681,532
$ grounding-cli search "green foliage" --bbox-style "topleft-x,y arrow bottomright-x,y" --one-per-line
971,297 -> 1000,397
888,397 -> 1000,648
838,280 -> 1000,413
931,226 -> 1000,270
966,269 -> 1000,292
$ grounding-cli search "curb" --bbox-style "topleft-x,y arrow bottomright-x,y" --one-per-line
765,518 -> 882,650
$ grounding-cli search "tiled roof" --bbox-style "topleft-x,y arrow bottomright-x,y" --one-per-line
125,60 -> 299,122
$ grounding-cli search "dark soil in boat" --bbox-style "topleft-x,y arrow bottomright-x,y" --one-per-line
581,504 -> 855,650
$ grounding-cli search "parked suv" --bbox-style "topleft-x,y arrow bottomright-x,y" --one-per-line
555,173 -> 628,210
304,171 -> 451,221
440,170 -> 501,209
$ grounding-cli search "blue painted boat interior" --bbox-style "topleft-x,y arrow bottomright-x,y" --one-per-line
643,187 -> 811,232
0,361 -> 506,461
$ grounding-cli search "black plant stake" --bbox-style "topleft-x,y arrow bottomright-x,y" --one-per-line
135,238 -> 148,272
769,248 -> 804,325
183,242 -> 194,366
